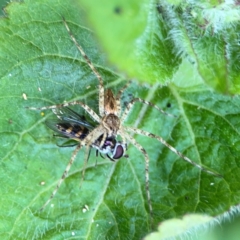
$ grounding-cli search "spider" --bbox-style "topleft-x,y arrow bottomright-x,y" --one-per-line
28,18 -> 220,226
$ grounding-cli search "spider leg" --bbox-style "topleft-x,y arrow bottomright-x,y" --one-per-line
79,145 -> 91,188
116,81 -> 132,115
27,101 -> 100,122
125,126 -> 222,177
40,144 -> 82,211
121,98 -> 176,123
40,124 -> 105,211
119,130 -> 153,228
62,18 -> 105,117
79,127 -> 107,187
99,132 -> 107,149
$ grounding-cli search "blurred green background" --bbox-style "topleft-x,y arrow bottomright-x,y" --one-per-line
0,0 -> 7,15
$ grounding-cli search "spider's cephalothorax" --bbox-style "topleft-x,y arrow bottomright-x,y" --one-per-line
28,18 -> 220,227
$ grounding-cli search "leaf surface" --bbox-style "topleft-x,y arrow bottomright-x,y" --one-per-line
0,1 -> 240,239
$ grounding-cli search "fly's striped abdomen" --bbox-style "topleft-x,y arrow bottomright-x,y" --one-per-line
56,123 -> 90,140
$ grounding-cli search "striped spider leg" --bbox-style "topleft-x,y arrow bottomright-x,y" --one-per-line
40,107 -> 127,211
27,18 -> 220,227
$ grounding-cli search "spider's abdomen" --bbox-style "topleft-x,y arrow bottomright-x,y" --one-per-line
104,89 -> 118,115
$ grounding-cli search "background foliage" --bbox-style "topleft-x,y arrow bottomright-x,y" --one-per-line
1,0 -> 240,239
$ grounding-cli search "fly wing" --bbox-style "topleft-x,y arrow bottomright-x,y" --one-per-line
45,119 -> 90,141
52,107 -> 95,129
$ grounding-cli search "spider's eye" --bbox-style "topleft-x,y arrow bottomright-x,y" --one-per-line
113,144 -> 125,159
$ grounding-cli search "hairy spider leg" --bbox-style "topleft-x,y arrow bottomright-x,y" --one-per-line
40,144 -> 82,211
63,18 -> 105,117
124,126 -> 222,177
27,101 -> 100,122
121,98 -> 176,123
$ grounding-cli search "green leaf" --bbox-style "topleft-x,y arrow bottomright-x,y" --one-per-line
145,214 -> 213,240
145,213 -> 240,240
1,0 -> 240,239
78,0 -> 240,93
78,0 -> 180,85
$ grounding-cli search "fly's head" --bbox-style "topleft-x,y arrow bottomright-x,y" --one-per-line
104,137 -> 127,161
93,136 -> 127,161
